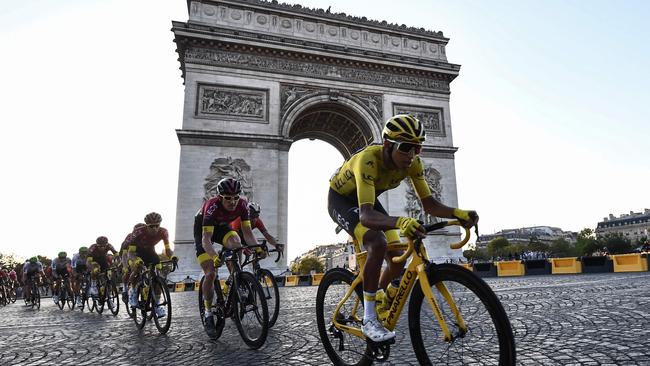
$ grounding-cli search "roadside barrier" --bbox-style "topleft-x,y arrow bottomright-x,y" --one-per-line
311,273 -> 324,286
473,262 -> 497,278
611,253 -> 648,273
285,275 -> 299,287
581,256 -> 613,273
298,275 -> 311,286
524,259 -> 551,275
550,257 -> 582,274
174,283 -> 185,292
194,281 -> 201,291
496,260 -> 525,277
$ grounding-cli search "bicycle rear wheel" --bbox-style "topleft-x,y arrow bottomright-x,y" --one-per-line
152,276 -> 172,334
66,287 -> 75,310
315,268 -> 371,366
257,269 -> 280,327
232,271 -> 269,349
408,264 -> 516,365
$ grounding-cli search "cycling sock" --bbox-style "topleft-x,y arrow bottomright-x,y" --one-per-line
204,299 -> 212,317
363,291 -> 377,322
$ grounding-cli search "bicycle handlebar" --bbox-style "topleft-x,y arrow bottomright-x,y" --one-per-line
391,220 -> 476,264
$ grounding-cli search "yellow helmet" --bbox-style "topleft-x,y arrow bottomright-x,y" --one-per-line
382,114 -> 425,144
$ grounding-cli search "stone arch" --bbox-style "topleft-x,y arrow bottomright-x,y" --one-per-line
281,93 -> 381,158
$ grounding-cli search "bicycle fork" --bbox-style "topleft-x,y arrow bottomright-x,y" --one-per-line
417,264 -> 467,342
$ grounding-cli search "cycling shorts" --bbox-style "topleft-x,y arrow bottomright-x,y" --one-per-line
327,188 -> 400,247
194,222 -> 238,265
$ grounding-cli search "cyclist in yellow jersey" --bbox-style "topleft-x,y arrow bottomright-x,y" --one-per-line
328,114 -> 479,342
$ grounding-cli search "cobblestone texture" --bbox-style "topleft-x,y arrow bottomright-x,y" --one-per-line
2,273 -> 650,365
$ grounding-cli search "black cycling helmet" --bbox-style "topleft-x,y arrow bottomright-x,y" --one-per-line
217,177 -> 242,196
144,212 -> 162,225
248,202 -> 261,216
96,236 -> 108,245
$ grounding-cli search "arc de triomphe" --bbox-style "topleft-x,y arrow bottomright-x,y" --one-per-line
171,0 -> 463,280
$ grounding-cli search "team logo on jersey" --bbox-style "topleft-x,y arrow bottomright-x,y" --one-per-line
365,160 -> 375,168
362,173 -> 374,182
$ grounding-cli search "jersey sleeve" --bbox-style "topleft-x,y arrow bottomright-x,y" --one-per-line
202,200 -> 218,231
354,152 -> 378,205
255,218 -> 267,232
160,228 -> 169,243
408,156 -> 432,199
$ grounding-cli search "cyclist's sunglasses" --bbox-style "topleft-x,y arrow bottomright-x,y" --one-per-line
147,224 -> 160,229
387,139 -> 422,154
221,195 -> 240,202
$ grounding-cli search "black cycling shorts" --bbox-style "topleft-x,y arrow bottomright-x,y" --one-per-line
327,188 -> 389,236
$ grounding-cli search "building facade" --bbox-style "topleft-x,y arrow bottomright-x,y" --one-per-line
596,209 -> 650,242
477,226 -> 577,248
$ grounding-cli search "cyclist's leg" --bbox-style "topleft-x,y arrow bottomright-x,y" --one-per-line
379,229 -> 405,289
222,230 -> 242,274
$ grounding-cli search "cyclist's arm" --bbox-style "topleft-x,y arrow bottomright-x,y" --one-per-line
260,229 -> 279,247
108,244 -> 118,256
359,203 -> 402,231
201,228 -> 219,258
420,196 -> 457,219
240,221 -> 258,247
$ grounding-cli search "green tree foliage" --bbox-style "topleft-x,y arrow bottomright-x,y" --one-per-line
463,248 -> 489,262
487,237 -> 509,258
292,256 -> 324,275
527,240 -> 549,254
549,238 -> 576,257
602,234 -> 633,254
575,228 -> 602,256
37,255 -> 52,267
0,253 -> 22,269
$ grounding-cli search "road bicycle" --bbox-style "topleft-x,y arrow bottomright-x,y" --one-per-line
240,240 -> 283,327
316,220 -> 516,365
131,257 -> 178,334
23,274 -> 41,310
198,246 -> 269,348
75,271 -> 93,311
93,267 -> 120,316
53,273 -> 75,310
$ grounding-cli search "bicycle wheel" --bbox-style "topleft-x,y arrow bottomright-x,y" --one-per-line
34,289 -> 40,310
66,287 -> 75,310
132,282 -> 148,329
408,263 -> 516,365
152,276 -> 172,334
107,282 -> 120,316
232,271 -> 269,349
316,268 -> 371,366
9,286 -> 17,303
55,288 -> 64,310
257,269 -> 280,327
125,288 -> 134,318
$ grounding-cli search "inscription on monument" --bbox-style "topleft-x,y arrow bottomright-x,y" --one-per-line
393,104 -> 445,137
196,84 -> 268,123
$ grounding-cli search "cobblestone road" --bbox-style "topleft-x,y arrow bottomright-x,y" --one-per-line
2,272 -> 650,365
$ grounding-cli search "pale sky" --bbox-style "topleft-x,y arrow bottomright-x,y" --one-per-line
1,0 -> 648,262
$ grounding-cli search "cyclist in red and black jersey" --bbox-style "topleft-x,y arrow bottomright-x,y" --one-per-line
87,236 -> 118,296
230,202 -> 283,257
193,177 -> 258,338
120,223 -> 146,301
126,212 -> 173,317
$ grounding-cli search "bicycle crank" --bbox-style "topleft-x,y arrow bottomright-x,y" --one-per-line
366,337 -> 394,362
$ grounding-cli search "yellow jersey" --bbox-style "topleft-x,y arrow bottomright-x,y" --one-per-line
329,144 -> 432,205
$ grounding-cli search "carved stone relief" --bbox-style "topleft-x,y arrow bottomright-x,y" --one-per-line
196,83 -> 268,123
393,104 -> 445,137
280,84 -> 383,123
204,157 -> 254,200
185,48 -> 450,93
405,165 -> 443,225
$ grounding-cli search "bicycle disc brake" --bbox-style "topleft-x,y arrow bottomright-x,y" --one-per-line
366,338 -> 394,363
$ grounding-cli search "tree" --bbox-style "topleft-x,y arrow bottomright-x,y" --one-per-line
292,256 -> 324,275
602,234 -> 633,254
37,255 -> 52,267
487,237 -> 509,258
527,240 -> 549,254
575,228 -> 601,256
0,253 -> 22,269
549,238 -> 576,257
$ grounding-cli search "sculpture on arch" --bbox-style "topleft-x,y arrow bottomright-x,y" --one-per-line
405,165 -> 443,225
203,157 -> 254,200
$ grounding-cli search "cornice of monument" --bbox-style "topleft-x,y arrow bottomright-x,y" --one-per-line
177,129 -> 293,150
186,0 -> 447,40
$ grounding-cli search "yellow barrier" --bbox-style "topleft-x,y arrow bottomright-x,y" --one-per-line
495,261 -> 525,277
457,263 -> 473,271
611,253 -> 648,272
550,257 -> 582,274
311,273 -> 324,286
174,283 -> 185,292
194,281 -> 201,291
285,275 -> 299,287
220,279 -> 227,289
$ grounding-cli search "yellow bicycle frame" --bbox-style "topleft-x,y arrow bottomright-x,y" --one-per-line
331,220 -> 471,342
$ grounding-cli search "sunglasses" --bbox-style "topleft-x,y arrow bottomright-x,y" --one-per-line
147,225 -> 160,229
387,139 -> 422,154
221,195 -> 240,202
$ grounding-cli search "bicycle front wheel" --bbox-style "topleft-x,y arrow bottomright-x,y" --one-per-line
408,263 -> 516,365
232,271 -> 269,349
152,276 -> 172,334
257,269 -> 280,327
315,268 -> 371,366
107,282 -> 119,316
133,282 -> 148,329
55,288 -> 64,310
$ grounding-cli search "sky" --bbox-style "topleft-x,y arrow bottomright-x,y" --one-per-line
1,0 -> 648,262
